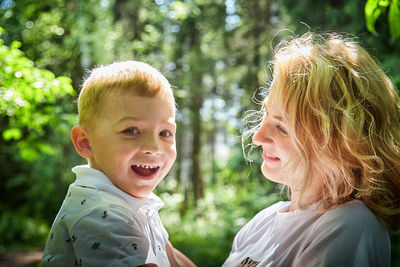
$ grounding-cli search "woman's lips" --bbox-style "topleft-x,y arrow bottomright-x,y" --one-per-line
262,152 -> 280,162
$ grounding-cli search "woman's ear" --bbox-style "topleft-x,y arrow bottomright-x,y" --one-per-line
70,125 -> 93,159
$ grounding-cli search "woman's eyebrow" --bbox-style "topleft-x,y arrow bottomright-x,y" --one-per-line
273,115 -> 283,121
264,105 -> 283,122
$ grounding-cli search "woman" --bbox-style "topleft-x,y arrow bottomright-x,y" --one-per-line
223,32 -> 400,266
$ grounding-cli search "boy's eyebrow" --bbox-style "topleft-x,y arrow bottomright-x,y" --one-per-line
116,116 -> 176,126
115,116 -> 142,124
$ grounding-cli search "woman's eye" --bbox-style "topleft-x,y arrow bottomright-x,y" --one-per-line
123,127 -> 140,135
276,125 -> 289,136
160,130 -> 173,137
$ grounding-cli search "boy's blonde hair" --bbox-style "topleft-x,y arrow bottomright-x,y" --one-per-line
77,61 -> 174,127
246,32 -> 400,230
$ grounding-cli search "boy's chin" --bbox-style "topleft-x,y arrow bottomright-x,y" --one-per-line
128,186 -> 156,199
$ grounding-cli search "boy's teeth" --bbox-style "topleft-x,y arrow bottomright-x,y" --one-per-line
136,164 -> 158,169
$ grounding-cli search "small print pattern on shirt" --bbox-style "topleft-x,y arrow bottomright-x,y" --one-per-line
42,166 -> 171,266
238,257 -> 260,267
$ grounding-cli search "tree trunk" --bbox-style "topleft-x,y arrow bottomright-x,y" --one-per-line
190,91 -> 204,205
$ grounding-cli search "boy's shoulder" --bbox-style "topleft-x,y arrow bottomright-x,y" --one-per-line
42,185 -> 153,267
56,183 -> 142,230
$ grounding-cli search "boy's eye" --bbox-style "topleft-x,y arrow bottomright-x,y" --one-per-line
122,127 -> 140,135
276,125 -> 289,136
160,130 -> 173,138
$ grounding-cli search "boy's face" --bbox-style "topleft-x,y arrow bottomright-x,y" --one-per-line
87,91 -> 176,198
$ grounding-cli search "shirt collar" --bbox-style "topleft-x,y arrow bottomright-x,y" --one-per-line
71,165 -> 164,213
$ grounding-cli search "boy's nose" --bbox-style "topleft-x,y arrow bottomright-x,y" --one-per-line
140,134 -> 161,154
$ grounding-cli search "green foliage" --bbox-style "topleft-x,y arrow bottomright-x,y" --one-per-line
0,1 -> 399,266
0,28 -> 75,161
388,0 -> 400,37
390,230 -> 400,267
365,0 -> 400,37
0,211 -> 48,251
0,25 -> 79,252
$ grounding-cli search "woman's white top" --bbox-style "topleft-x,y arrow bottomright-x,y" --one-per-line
223,200 -> 390,267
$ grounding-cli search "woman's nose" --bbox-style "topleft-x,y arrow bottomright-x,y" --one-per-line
253,121 -> 273,146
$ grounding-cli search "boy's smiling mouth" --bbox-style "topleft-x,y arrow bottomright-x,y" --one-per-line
131,164 -> 160,177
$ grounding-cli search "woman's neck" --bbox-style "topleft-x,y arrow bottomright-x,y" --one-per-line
288,180 -> 323,212
288,192 -> 316,211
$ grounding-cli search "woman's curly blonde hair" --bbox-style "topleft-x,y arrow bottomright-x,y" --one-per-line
245,32 -> 400,230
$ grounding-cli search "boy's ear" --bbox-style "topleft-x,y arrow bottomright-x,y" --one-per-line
70,126 -> 93,159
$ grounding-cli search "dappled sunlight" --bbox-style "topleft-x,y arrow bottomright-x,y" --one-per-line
1,0 -> 400,266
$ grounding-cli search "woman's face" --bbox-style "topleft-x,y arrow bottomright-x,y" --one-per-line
252,90 -> 303,189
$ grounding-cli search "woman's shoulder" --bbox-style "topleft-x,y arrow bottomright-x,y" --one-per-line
321,200 -> 381,223
317,200 -> 388,238
296,200 -> 391,266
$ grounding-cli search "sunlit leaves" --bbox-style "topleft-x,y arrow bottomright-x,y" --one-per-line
365,0 -> 385,34
365,0 -> 400,37
0,27 -> 75,161
2,128 -> 22,141
170,1 -> 190,21
388,0 -> 400,37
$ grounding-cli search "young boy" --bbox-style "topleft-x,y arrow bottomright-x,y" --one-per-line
41,61 -> 195,267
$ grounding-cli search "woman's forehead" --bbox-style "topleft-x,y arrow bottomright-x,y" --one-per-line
264,89 -> 278,106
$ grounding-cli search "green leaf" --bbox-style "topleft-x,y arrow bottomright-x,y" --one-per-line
379,0 -> 390,7
388,0 -> 400,37
20,146 -> 39,162
37,143 -> 56,155
366,0 -> 380,17
365,0 -> 383,33
3,128 -> 23,141
10,41 -> 22,49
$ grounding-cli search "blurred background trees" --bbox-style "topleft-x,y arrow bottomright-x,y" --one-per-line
1,0 -> 399,266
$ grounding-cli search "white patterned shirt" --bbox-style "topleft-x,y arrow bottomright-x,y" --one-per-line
41,165 -> 170,267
